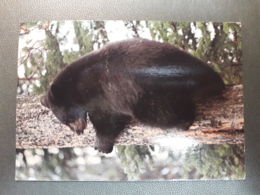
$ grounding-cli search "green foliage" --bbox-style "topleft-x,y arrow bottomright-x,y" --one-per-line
32,23 -> 66,94
18,21 -> 96,94
147,21 -> 242,84
148,21 -> 197,50
124,21 -> 144,38
194,22 -> 242,84
73,21 -> 93,55
116,145 -> 154,180
185,144 -> 245,179
91,21 -> 109,49
62,50 -> 81,65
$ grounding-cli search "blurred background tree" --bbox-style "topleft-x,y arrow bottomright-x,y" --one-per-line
185,144 -> 245,179
18,20 -> 110,95
147,21 -> 242,84
116,145 -> 154,180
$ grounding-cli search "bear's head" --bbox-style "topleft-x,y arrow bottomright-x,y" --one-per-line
40,83 -> 87,135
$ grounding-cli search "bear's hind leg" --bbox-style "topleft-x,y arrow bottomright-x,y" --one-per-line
133,92 -> 195,130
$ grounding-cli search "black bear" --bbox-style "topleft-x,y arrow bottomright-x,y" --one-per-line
41,38 -> 225,153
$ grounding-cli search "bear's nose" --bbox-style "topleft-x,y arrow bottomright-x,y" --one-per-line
69,118 -> 87,135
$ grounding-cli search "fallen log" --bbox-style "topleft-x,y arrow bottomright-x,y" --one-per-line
16,85 -> 244,149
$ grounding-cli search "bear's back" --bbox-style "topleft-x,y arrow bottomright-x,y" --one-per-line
100,38 -> 224,97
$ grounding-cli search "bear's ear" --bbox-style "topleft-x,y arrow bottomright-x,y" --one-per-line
40,95 -> 50,108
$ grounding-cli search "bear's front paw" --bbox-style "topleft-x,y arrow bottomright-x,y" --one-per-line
94,144 -> 113,154
94,136 -> 114,153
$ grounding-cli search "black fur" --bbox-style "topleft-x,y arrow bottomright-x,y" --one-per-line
41,38 -> 225,153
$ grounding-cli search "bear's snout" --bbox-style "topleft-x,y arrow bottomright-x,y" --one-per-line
68,118 -> 87,135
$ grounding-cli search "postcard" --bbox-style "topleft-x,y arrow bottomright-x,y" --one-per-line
16,20 -> 244,181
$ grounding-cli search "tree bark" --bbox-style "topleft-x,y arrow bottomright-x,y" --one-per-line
16,85 -> 244,149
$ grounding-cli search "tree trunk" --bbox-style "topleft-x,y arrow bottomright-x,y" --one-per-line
16,85 -> 244,149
